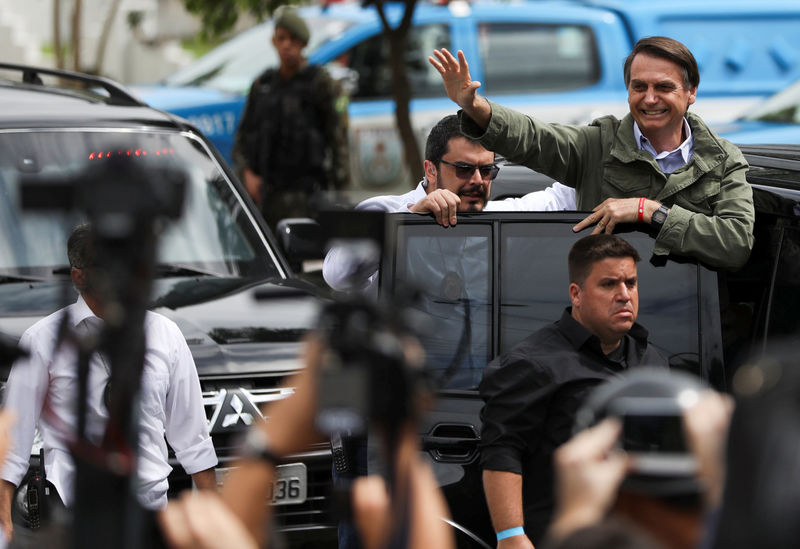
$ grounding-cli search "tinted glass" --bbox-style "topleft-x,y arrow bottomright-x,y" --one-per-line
500,224 -> 699,370
0,130 -> 279,279
393,224 -> 491,389
337,24 -> 450,100
766,226 -> 800,342
387,219 -> 703,390
478,23 -> 599,93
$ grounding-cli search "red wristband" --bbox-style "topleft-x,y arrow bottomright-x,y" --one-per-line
638,197 -> 646,222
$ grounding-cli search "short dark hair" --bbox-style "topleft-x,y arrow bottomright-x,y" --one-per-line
623,36 -> 699,91
568,235 -> 640,286
424,114 -> 483,165
67,223 -> 95,269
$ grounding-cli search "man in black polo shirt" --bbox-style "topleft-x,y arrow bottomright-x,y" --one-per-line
479,234 -> 668,548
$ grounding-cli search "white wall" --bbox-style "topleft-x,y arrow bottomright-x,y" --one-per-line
0,0 -> 205,83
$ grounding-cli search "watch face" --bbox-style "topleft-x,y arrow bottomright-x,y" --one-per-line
653,206 -> 668,226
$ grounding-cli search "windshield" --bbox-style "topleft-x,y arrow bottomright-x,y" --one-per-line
744,79 -> 800,124
163,17 -> 354,94
0,129 -> 281,281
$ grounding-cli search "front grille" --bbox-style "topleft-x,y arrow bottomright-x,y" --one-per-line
198,386 -> 336,532
273,448 -> 335,531
202,386 -> 295,453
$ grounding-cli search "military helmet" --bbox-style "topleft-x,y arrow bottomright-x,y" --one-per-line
274,6 -> 310,45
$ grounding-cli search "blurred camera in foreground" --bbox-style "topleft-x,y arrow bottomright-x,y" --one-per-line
574,368 -> 705,495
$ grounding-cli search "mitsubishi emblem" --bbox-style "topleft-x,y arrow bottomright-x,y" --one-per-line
222,394 -> 255,428
207,388 -> 265,433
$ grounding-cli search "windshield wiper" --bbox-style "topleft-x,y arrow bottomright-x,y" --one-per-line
154,264 -> 220,278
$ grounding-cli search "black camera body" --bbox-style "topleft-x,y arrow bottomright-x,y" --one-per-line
314,296 -> 426,440
608,396 -> 696,476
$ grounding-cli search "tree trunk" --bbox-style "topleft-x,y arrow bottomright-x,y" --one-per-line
71,0 -> 82,71
53,0 -> 64,69
94,0 -> 123,75
375,0 -> 422,188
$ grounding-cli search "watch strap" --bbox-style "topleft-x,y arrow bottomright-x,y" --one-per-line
239,427 -> 281,465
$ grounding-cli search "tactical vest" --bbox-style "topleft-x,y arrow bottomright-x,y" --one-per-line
251,65 -> 327,190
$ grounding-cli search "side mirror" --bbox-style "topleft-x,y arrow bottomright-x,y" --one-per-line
275,218 -> 326,264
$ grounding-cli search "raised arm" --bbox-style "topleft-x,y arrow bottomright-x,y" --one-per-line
429,49 -> 492,130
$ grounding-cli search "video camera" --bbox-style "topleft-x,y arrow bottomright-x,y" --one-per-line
314,293 -> 430,440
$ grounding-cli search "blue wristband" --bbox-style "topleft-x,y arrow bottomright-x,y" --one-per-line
496,526 -> 525,541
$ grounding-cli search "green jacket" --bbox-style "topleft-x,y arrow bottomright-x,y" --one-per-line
462,102 -> 755,270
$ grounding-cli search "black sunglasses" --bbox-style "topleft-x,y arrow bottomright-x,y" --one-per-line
440,159 -> 500,180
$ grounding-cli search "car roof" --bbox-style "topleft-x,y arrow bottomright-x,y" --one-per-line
0,66 -> 184,131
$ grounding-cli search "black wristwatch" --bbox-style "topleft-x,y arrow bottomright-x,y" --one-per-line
651,204 -> 670,230
239,428 -> 281,466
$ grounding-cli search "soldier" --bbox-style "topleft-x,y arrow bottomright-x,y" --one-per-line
233,6 -> 350,230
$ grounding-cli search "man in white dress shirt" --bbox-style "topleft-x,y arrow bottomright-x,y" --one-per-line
323,114 -> 576,293
0,224 -> 217,540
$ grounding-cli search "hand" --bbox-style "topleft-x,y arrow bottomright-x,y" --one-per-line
683,390 -> 734,510
410,188 -> 461,227
428,48 -> 482,112
548,419 -> 630,542
242,168 -> 263,207
159,491 -> 257,549
572,198 -> 658,234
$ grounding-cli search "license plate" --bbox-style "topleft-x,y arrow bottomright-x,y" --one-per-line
269,463 -> 307,506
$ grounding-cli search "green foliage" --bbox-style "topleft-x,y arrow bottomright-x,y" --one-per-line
182,0 -> 302,38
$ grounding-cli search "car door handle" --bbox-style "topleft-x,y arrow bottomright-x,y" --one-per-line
421,425 -> 480,463
420,435 -> 478,452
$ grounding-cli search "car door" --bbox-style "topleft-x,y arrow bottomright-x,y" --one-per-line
379,212 -> 722,547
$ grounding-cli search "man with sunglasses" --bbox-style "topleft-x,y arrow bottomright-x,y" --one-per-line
429,37 -> 754,271
323,114 -> 575,293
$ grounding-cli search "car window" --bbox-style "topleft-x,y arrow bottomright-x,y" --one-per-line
333,24 -> 450,100
393,225 -> 492,389
0,130 -> 280,280
765,225 -> 800,341
385,216 -> 703,391
477,23 -> 599,93
163,17 -> 354,94
500,224 -> 700,369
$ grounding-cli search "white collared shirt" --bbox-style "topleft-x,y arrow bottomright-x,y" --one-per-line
633,118 -> 695,174
1,296 -> 217,509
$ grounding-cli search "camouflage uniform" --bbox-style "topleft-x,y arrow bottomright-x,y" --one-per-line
233,62 -> 350,230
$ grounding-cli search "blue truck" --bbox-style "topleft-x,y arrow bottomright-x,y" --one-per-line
135,0 -> 800,201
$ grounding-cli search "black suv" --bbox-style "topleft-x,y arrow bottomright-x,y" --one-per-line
362,144 -> 800,547
4,61 -> 800,549
0,63 -> 338,546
